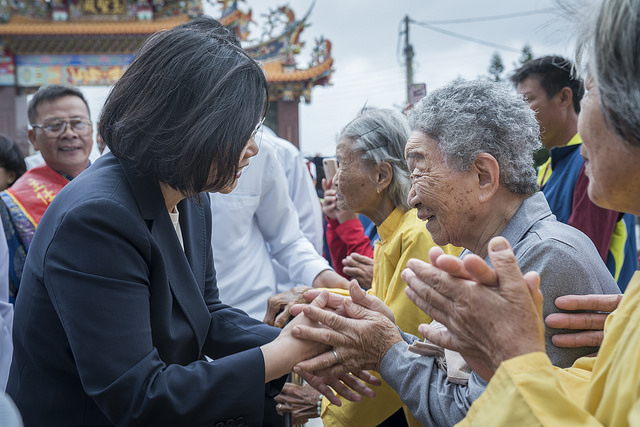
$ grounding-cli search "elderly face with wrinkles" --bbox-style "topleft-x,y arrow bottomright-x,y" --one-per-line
404,131 -> 480,250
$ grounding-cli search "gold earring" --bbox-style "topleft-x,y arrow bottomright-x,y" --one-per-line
376,189 -> 380,195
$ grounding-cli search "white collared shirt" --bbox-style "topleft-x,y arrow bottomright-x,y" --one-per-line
209,130 -> 328,320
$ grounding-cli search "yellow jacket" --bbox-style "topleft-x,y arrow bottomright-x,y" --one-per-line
322,207 -> 461,427
459,271 -> 640,426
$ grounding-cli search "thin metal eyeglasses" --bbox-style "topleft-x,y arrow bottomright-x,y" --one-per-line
31,119 -> 92,137
251,116 -> 266,140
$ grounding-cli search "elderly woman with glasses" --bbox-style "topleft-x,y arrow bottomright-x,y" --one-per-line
267,107 -> 461,426
5,19 -> 376,427
287,79 -> 620,426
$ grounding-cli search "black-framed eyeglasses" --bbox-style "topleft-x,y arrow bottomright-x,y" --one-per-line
31,119 -> 92,137
251,116 -> 266,140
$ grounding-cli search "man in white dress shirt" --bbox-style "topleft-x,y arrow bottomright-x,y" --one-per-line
209,128 -> 347,320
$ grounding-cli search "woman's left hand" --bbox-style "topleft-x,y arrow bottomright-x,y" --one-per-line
274,383 -> 321,424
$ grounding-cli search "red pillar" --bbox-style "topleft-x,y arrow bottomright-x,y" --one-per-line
0,86 -> 29,156
276,99 -> 300,148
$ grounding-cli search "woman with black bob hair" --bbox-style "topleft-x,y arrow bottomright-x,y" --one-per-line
7,19 -> 372,426
102,23 -> 265,195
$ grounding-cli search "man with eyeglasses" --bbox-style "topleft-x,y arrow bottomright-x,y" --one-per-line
0,84 -> 93,302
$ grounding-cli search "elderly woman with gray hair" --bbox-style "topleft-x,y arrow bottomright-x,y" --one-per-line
267,107 -> 461,426
288,79 -> 620,426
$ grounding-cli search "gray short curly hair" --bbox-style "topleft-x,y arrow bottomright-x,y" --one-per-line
339,107 -> 411,210
407,79 -> 541,195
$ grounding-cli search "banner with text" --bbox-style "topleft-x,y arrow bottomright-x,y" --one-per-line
16,54 -> 134,87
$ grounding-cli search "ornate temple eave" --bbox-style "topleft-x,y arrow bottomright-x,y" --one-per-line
263,56 -> 333,83
244,19 -> 304,61
265,58 -> 333,104
244,1 -> 314,63
0,14 -> 189,36
0,15 -> 190,54
218,8 -> 242,27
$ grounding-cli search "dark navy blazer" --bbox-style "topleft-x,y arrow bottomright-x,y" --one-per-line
7,153 -> 283,426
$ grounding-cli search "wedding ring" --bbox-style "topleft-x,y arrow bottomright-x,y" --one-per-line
331,349 -> 339,365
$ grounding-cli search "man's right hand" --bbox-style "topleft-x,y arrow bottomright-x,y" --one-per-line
264,286 -> 311,328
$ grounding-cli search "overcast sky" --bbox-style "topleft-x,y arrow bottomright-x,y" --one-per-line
81,0 -> 575,157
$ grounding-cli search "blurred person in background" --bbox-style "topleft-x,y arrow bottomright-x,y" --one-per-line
209,126 -> 346,322
0,135 -> 26,191
510,55 -> 637,290
322,172 -> 376,289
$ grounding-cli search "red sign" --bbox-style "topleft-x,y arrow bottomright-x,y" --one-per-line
0,47 -> 15,86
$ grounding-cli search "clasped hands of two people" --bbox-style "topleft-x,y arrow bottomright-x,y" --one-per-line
272,236 -> 621,423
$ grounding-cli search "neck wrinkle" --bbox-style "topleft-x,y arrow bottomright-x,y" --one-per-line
470,193 -> 526,259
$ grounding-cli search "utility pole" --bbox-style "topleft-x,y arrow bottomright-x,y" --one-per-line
403,15 -> 414,106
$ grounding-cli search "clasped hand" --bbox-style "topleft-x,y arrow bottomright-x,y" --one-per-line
271,284 -> 384,407
400,236 -> 546,380
287,281 -> 401,383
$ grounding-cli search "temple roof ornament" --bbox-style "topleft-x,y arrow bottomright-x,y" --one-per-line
242,1 -> 333,103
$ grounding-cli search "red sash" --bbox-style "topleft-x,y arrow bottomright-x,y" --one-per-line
5,164 -> 69,227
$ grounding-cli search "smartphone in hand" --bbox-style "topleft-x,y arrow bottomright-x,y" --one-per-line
322,157 -> 338,182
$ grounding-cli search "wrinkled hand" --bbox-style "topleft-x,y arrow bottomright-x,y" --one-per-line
275,383 -> 320,424
292,281 -> 395,323
262,292 -> 334,383
342,253 -> 374,289
268,292 -> 378,405
275,369 -> 381,423
264,286 -> 310,328
546,293 -> 622,348
322,180 -> 339,220
401,237 -> 545,381
296,368 -> 381,406
312,269 -> 350,289
291,286 -> 402,377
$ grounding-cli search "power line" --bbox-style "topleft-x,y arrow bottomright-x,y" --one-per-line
405,9 -> 557,54
410,21 -> 522,53
413,8 -> 555,25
